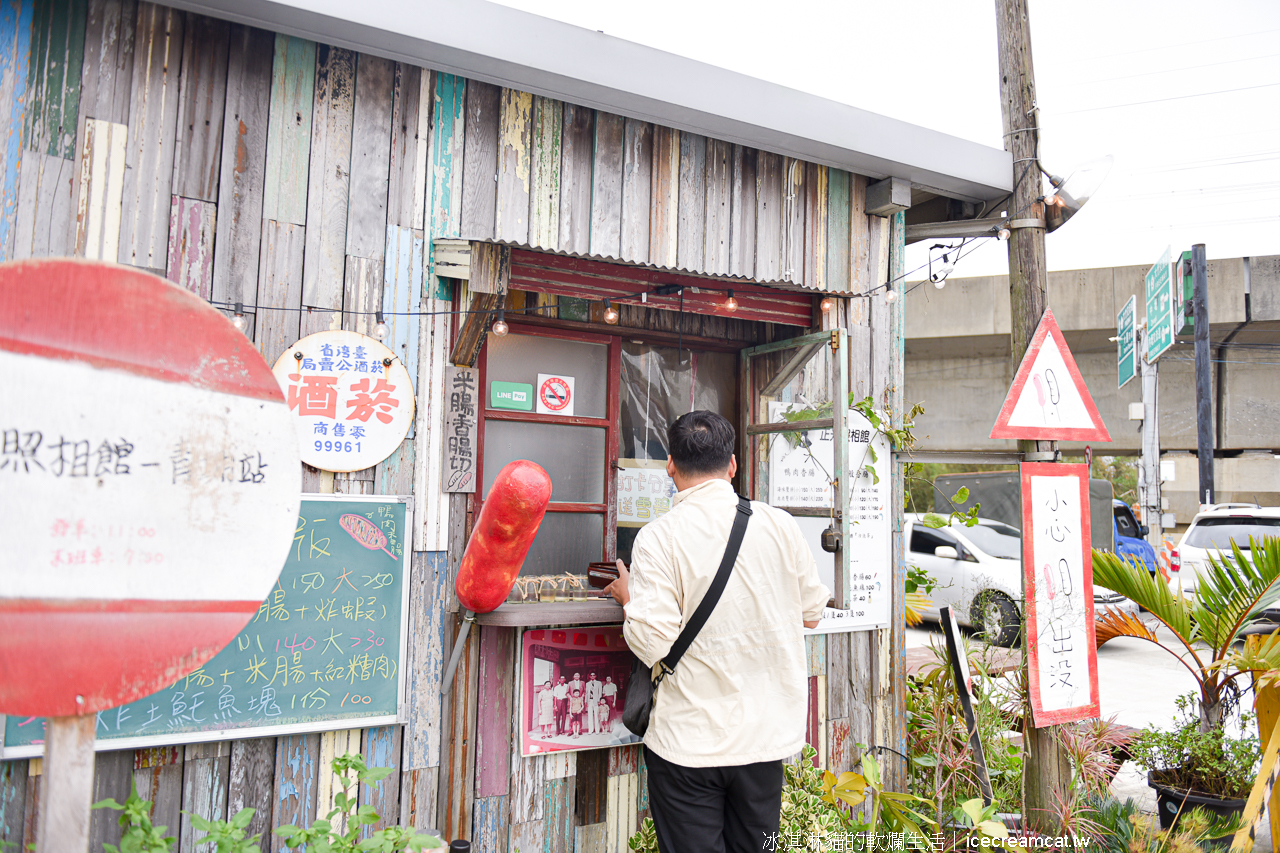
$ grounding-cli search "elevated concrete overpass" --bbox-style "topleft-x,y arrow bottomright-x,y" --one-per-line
905,256 -> 1280,521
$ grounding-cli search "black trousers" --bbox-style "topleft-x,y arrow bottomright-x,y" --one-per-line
643,746 -> 782,853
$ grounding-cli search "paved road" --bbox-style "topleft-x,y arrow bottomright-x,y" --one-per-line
906,620 -> 1272,848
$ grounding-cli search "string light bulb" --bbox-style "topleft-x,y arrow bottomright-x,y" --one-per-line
374,311 -> 389,341
884,288 -> 898,304
491,308 -> 509,337
820,296 -> 835,313
724,289 -> 738,312
231,302 -> 248,333
603,300 -> 619,325
997,225 -> 1012,241
1042,192 -> 1061,208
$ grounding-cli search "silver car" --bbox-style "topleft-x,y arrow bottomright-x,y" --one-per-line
907,513 -> 1139,647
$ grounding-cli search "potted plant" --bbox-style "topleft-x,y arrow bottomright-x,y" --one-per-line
1092,535 -> 1280,830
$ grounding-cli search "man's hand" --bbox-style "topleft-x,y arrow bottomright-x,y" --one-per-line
603,559 -> 630,607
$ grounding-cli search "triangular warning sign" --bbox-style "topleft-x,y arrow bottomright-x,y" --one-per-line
990,309 -> 1111,442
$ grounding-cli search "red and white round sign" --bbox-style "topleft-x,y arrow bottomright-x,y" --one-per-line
536,373 -> 574,416
0,260 -> 301,717
271,330 -> 416,473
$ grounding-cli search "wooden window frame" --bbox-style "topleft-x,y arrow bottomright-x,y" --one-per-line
476,322 -> 623,561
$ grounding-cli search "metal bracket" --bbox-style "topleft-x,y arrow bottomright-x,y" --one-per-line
829,329 -> 840,351
1022,449 -> 1061,462
1008,218 -> 1046,230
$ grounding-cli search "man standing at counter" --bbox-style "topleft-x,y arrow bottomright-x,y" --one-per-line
604,410 -> 829,853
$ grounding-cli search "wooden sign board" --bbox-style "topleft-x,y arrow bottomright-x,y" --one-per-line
1021,463 -> 1101,725
2,496 -> 411,757
443,366 -> 479,492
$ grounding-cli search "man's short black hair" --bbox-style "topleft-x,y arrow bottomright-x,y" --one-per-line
668,410 -> 735,476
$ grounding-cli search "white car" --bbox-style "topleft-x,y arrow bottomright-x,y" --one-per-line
907,513 -> 1140,648
1170,505 -> 1280,605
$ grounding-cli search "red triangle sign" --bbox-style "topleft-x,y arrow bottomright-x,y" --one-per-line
990,309 -> 1111,442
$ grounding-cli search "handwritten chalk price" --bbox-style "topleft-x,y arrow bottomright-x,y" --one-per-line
339,514 -> 397,560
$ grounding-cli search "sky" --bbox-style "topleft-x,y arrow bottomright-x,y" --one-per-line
491,0 -> 1280,283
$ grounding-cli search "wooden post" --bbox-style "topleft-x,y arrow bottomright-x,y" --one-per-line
34,715 -> 96,853
993,0 -> 1071,831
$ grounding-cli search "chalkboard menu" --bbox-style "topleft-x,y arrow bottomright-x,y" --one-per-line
2,496 -> 410,757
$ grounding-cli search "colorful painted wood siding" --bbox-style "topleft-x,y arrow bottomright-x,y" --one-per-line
0,0 -> 906,849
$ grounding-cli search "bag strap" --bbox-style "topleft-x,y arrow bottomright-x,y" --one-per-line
658,495 -> 752,676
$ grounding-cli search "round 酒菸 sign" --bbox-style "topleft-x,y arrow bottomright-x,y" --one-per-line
0,259 -> 302,718
271,330 -> 416,473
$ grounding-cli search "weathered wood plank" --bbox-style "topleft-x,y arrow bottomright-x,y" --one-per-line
387,62 -> 423,229
574,821 -> 606,853
574,748 -> 607,827
408,301 -> 451,549
618,118 -> 651,265
803,162 -> 826,290
589,110 -> 624,259
527,94 -> 560,250
635,750 -> 649,825
675,131 -> 705,271
342,254 -> 383,336
755,150 -> 782,282
170,14 -> 227,202
826,168 -> 851,293
805,633 -> 827,677
827,630 -> 852,720
728,144 -> 755,279
399,765 -> 438,831
227,737 -> 275,845
118,1 -> 184,271
253,218 -> 304,367
273,733 -> 319,851
867,214 -> 889,297
179,740 -> 231,853
850,174 -> 870,293
647,124 -> 678,269
543,751 -> 575,781
495,86 -> 531,245
165,194 -> 214,297
509,753 -> 543,825
509,818 -> 544,853
379,223 -> 423,439
473,794 -> 509,853
346,52 -> 393,258
360,725 -> 402,836
0,0 -> 34,261
88,749 -> 134,852
211,23 -> 272,313
20,761 -> 39,851
437,611 -> 480,842
460,79 -> 498,241
316,729 -> 362,836
261,32 -> 314,225
475,625 -> 515,798
74,117 -> 126,260
605,772 -> 638,853
24,0 -> 85,160
426,71 -> 464,300
13,149 -> 73,257
544,777 -> 573,853
847,632 -> 874,751
607,746 -> 638,778
703,137 -> 731,276
783,157 -> 804,284
556,101 -> 592,255
79,0 -> 135,125
296,43 -> 355,338
827,718 -> 854,773
1,759 -> 29,851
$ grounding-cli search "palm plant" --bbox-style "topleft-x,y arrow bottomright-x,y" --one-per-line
1091,535 -> 1280,732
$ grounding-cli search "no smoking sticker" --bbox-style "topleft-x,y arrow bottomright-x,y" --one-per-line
536,374 -> 575,416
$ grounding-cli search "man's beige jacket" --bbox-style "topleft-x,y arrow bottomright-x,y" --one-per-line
623,478 -> 830,767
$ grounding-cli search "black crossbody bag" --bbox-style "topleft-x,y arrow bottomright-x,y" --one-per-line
622,495 -> 752,737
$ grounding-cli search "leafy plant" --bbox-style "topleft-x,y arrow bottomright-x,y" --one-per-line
949,798 -> 1007,841
1128,693 -> 1261,800
1092,535 -> 1280,731
278,753 -> 444,852
93,784 -> 258,853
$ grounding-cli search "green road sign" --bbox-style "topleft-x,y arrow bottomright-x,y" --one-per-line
490,380 -> 533,410
1117,295 -> 1137,388
1145,247 -> 1176,362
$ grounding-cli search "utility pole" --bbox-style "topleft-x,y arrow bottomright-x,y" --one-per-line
1192,244 -> 1214,507
994,0 -> 1071,832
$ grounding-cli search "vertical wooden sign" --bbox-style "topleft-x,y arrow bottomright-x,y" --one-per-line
444,365 -> 478,492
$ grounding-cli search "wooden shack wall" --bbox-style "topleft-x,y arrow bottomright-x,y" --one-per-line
0,0 -> 907,848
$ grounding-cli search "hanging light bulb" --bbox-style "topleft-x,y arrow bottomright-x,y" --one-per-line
820,296 -> 835,313
603,300 -> 619,325
884,288 -> 898,304
490,307 -> 509,337
928,252 -> 955,288
374,310 -> 389,341
997,225 -> 1012,241
723,289 -> 738,312
231,302 -> 248,333
1042,192 -> 1061,208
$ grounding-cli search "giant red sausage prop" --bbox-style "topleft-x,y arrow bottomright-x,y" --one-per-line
456,459 -> 553,613
441,460 -> 551,694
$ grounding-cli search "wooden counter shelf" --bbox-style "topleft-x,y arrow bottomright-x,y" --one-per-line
473,599 -> 625,627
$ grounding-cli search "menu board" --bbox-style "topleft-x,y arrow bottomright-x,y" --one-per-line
2,496 -> 410,757
615,459 -> 677,528
769,403 -> 892,630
